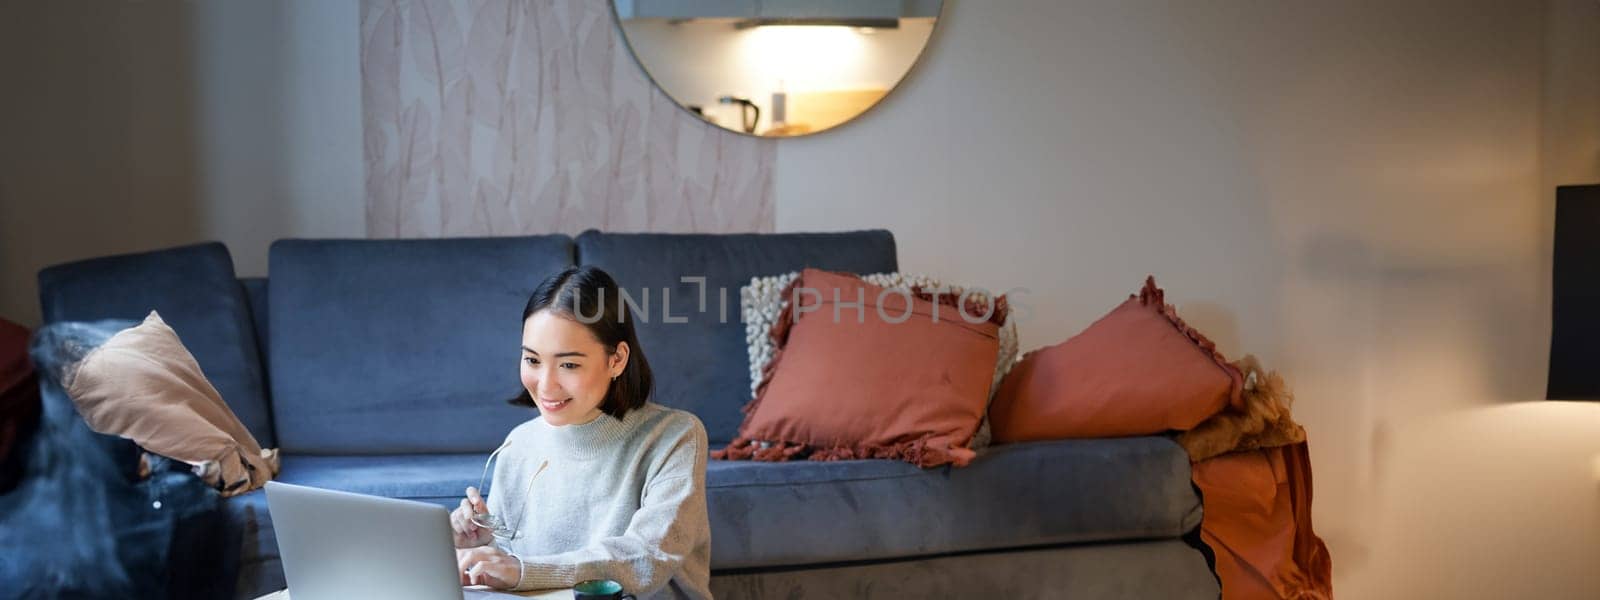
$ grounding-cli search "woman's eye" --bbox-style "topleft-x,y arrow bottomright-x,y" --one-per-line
524,357 -> 538,365
560,362 -> 579,370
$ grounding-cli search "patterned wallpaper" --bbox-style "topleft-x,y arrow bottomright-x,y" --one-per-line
360,0 -> 775,237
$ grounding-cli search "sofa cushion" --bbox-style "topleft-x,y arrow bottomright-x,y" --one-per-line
267,236 -> 573,454
705,436 -> 1201,569
37,242 -> 274,447
273,453 -> 490,505
575,230 -> 898,444
708,539 -> 1218,599
221,436 -> 1195,595
240,277 -> 269,376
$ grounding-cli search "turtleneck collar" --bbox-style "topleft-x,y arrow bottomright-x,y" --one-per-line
535,403 -> 651,459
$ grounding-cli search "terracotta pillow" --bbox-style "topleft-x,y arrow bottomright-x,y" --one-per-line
742,271 -> 1018,398
740,270 -> 1018,450
715,268 -> 1003,468
989,277 -> 1243,442
66,311 -> 279,496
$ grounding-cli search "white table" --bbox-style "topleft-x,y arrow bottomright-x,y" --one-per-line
255,586 -> 571,599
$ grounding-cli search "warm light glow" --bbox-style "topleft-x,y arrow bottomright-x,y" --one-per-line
739,25 -> 867,92
619,17 -> 935,134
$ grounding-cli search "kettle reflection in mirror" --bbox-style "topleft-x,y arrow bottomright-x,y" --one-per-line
717,96 -> 760,134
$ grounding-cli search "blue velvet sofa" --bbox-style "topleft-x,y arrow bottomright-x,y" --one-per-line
30,230 -> 1219,599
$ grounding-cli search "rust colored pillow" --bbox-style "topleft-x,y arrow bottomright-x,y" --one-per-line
714,268 -> 1003,468
989,277 -> 1243,442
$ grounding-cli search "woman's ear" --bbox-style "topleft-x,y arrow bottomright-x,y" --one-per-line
610,341 -> 630,379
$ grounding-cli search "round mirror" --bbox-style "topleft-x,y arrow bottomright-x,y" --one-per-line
612,0 -> 944,137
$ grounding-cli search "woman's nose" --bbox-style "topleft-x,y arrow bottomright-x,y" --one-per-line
536,368 -> 562,397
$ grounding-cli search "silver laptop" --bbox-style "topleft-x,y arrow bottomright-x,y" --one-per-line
265,481 -> 465,600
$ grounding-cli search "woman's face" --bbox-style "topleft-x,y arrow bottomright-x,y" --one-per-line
520,310 -> 628,427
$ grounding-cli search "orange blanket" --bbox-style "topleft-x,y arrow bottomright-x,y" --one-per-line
1179,357 -> 1333,599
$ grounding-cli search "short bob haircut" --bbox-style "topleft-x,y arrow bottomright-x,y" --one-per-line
508,266 -> 653,420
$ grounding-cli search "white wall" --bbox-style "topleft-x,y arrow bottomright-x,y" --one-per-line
0,0 -> 364,327
194,0 -> 367,270
777,1 -> 1600,598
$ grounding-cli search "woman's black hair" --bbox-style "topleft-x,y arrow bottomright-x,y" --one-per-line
509,266 -> 653,420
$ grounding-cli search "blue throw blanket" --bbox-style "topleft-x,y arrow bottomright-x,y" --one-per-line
0,320 -> 231,600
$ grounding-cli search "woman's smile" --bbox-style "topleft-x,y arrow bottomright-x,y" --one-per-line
537,397 -> 572,411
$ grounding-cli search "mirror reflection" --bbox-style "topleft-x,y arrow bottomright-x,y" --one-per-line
613,0 -> 943,137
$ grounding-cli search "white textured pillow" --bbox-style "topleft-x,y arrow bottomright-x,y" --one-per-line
741,272 -> 1019,449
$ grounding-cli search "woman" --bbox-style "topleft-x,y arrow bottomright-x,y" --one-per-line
451,266 -> 712,598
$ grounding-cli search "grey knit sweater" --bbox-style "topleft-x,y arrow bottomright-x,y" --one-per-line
486,402 -> 712,599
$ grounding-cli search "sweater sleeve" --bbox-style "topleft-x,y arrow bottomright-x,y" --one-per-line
512,421 -> 709,594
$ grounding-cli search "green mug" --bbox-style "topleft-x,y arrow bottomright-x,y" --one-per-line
573,579 -> 635,600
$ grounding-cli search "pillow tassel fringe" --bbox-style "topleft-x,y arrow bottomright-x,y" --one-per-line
714,434 -> 978,468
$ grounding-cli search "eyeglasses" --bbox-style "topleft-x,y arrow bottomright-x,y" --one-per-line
471,441 -> 548,547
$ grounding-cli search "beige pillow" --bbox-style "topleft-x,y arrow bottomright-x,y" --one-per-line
66,311 -> 278,497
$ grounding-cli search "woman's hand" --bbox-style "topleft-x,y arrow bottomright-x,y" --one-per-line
456,545 -> 521,589
450,487 -> 495,548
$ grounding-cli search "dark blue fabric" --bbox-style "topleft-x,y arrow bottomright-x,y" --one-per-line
3,320 -> 228,600
574,230 -> 899,444
37,242 -> 275,448
267,236 -> 573,454
222,491 -> 282,600
705,436 -> 1201,569
709,538 -> 1219,599
226,528 -> 1216,600
240,277 -> 270,379
274,453 -> 490,504
221,436 -> 1197,596
26,321 -> 144,478
226,510 -> 1213,600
